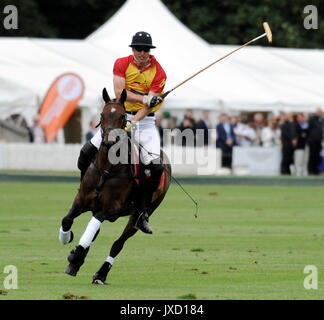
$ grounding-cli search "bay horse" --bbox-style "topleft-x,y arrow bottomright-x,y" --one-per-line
58,88 -> 171,284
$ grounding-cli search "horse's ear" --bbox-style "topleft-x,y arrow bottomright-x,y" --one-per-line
119,89 -> 127,106
102,88 -> 110,103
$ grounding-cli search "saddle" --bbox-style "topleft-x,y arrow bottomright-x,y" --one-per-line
93,133 -> 165,216
128,135 -> 165,191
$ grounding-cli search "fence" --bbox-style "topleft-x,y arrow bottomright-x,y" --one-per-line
0,143 -> 281,175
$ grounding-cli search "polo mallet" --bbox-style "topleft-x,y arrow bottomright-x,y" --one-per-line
161,22 -> 272,99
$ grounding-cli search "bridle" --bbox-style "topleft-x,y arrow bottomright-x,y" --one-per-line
97,103 -> 127,148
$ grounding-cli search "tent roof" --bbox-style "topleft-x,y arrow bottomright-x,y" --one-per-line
211,45 -> 324,111
0,37 -> 116,123
87,0 -> 222,107
87,0 -> 324,111
0,0 -> 323,127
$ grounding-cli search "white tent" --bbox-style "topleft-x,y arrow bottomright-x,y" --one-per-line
87,0 -> 223,109
211,45 -> 324,112
0,77 -> 37,119
0,0 -> 323,133
87,0 -> 324,112
86,0 -> 277,109
0,37 -> 115,127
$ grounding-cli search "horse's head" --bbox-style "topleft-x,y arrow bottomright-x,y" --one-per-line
99,88 -> 127,148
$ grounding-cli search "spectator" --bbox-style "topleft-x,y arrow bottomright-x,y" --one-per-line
216,113 -> 236,169
182,109 -> 196,126
234,115 -> 256,147
230,116 -> 240,129
280,112 -> 298,175
294,113 -> 309,176
177,109 -> 196,147
307,108 -> 323,175
85,120 -> 97,141
156,111 -> 172,147
253,113 -> 265,146
261,117 -> 281,147
31,115 -> 45,143
195,110 -> 211,147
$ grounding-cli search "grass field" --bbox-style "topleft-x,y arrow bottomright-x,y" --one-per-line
0,181 -> 324,300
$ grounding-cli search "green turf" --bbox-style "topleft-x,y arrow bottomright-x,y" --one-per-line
0,181 -> 324,300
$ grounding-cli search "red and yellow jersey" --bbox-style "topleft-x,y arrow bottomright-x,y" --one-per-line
113,55 -> 166,113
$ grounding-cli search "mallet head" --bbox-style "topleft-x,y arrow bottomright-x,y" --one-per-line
263,22 -> 272,43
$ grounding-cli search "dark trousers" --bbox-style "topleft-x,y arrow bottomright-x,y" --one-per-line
281,146 -> 294,175
222,149 -> 233,169
308,141 -> 322,175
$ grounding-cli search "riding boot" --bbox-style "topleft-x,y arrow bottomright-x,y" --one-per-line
135,161 -> 164,234
77,141 -> 97,181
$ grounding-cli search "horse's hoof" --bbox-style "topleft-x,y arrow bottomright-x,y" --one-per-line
64,264 -> 79,277
92,278 -> 107,285
92,272 -> 107,285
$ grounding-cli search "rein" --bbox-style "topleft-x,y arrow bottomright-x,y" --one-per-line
93,102 -> 128,194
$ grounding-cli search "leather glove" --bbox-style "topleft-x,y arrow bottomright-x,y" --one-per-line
143,95 -> 163,108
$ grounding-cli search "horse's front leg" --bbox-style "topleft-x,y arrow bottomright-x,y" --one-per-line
92,215 -> 138,285
65,213 -> 103,277
58,197 -> 83,245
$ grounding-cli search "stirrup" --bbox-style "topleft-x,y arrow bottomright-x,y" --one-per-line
134,212 -> 153,234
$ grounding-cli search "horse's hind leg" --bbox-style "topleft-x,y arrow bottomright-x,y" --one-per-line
59,198 -> 82,245
92,216 -> 138,284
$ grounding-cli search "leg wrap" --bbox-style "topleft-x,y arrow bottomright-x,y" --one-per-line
79,217 -> 101,249
59,227 -> 73,245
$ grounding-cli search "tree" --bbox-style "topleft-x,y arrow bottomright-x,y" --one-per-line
0,0 -> 322,48
162,0 -> 324,48
0,0 -> 57,37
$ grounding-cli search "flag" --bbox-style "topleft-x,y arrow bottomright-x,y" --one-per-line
39,73 -> 85,142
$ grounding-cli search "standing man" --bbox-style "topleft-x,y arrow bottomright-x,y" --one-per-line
196,110 -> 211,147
294,113 -> 309,176
216,113 -> 236,169
307,108 -> 323,175
31,115 -> 45,143
280,112 -> 297,175
78,31 -> 166,234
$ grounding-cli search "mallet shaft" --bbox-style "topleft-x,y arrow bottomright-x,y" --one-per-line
161,24 -> 271,99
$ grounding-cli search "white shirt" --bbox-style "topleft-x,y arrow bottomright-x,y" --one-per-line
234,123 -> 256,147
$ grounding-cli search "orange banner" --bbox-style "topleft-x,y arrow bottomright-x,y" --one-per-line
39,73 -> 85,142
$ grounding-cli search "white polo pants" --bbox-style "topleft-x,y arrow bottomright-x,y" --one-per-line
90,114 -> 160,165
